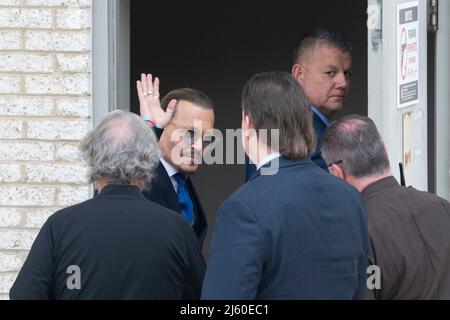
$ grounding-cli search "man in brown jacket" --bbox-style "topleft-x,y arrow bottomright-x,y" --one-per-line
321,114 -> 450,300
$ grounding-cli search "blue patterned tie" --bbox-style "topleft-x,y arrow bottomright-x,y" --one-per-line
173,173 -> 194,225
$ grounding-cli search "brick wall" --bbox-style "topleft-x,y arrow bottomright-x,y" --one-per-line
0,0 -> 92,299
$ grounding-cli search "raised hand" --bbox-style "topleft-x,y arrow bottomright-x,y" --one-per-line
136,73 -> 177,129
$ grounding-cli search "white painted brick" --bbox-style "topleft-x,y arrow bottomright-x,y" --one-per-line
25,163 -> 89,184
0,208 -> 22,228
27,119 -> 90,140
0,96 -> 54,116
0,76 -> 21,94
25,74 -> 89,95
24,208 -> 54,228
57,185 -> 90,206
55,143 -> 82,161
0,53 -> 53,73
0,186 -> 55,206
0,8 -> 52,29
55,97 -> 89,117
0,253 -> 23,272
56,8 -> 90,29
27,0 -> 91,6
57,53 -> 89,72
0,0 -> 21,6
26,31 -> 89,52
0,120 -> 22,139
0,142 -> 54,161
0,164 -> 21,183
0,230 -> 39,250
0,31 -> 21,50
0,273 -> 17,294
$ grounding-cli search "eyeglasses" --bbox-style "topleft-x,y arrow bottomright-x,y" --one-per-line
327,160 -> 343,168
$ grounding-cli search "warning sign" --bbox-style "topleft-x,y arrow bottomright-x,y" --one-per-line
397,1 -> 419,109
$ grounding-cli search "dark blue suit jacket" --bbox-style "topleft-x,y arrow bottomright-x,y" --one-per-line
311,111 -> 328,171
202,157 -> 368,299
245,111 -> 328,181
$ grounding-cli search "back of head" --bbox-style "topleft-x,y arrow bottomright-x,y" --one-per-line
321,114 -> 391,178
293,27 -> 352,64
242,71 -> 316,159
79,110 -> 160,185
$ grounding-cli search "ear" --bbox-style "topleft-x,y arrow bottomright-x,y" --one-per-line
242,112 -> 254,130
292,64 -> 305,85
242,112 -> 256,142
330,164 -> 345,180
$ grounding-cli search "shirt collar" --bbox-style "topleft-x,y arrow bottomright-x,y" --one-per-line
256,153 -> 282,171
361,176 -> 400,201
311,106 -> 330,126
98,184 -> 147,199
160,157 -> 178,178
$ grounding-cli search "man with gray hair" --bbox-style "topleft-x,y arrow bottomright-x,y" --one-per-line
10,110 -> 205,300
321,114 -> 450,300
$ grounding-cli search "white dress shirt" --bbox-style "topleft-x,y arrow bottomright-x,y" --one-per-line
160,158 -> 179,193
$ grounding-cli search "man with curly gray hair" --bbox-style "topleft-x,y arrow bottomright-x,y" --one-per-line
81,110 -> 161,191
10,110 -> 206,300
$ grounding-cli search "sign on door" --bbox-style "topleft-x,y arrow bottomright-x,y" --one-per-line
397,1 -> 419,109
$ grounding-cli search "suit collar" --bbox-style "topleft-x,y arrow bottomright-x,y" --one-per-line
248,156 -> 314,181
311,106 -> 330,126
256,153 -> 281,171
151,162 -> 181,211
160,157 -> 178,178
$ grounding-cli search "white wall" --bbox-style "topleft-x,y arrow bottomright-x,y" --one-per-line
368,0 -> 429,191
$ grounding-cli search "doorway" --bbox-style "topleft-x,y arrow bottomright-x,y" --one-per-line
129,0 -> 368,250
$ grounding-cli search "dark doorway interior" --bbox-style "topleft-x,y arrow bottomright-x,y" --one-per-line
130,0 -> 368,252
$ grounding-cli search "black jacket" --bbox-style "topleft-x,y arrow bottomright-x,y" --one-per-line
142,162 -> 208,247
10,185 -> 205,300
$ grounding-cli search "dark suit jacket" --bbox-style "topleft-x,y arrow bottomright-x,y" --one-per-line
143,162 -> 208,247
311,111 -> 328,171
202,157 -> 368,299
363,176 -> 450,300
10,185 -> 205,300
245,110 -> 328,181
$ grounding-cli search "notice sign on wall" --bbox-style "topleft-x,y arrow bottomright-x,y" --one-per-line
397,1 -> 419,109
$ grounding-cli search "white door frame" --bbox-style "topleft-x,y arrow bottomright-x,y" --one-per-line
92,0 -> 130,125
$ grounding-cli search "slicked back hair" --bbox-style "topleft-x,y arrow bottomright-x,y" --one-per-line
160,88 -> 214,113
